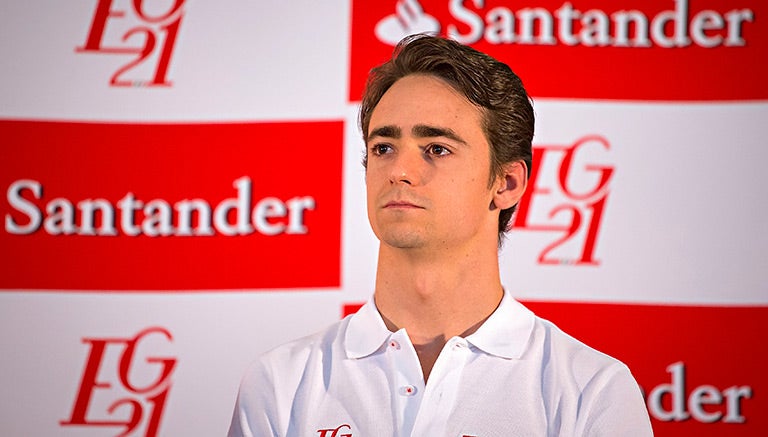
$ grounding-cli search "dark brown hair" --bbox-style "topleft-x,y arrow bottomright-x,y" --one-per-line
359,34 -> 534,241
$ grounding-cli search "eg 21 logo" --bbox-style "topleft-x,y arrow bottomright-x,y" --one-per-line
514,135 -> 614,266
77,0 -> 184,87
61,327 -> 176,437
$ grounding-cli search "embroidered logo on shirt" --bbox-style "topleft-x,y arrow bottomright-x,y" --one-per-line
317,423 -> 352,437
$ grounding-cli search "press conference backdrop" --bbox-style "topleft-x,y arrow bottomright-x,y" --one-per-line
1,1 -> 766,436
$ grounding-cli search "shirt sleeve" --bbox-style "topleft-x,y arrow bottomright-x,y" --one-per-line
575,362 -> 654,436
227,359 -> 280,437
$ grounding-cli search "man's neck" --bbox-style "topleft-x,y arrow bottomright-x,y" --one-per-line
373,243 -> 504,381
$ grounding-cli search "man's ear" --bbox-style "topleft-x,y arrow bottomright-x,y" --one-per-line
492,160 -> 528,210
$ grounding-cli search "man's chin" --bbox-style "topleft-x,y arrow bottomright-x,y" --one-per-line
378,231 -> 427,250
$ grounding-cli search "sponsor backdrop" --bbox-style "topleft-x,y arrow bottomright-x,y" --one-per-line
1,1 -> 766,436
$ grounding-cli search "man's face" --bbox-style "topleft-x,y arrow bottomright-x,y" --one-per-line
365,74 -> 501,252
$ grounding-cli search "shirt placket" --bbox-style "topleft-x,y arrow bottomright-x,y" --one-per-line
385,329 -> 425,437
411,336 -> 470,436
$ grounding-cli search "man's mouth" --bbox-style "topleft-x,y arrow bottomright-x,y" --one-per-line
384,200 -> 423,209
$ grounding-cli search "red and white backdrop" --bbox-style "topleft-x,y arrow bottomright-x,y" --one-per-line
1,1 -> 766,436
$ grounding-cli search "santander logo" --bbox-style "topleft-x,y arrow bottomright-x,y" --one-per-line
352,0 -> 765,101
373,0 -> 754,48
375,0 -> 440,45
5,177 -> 315,238
1,120 -> 343,290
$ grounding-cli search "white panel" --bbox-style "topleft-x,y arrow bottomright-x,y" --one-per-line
0,291 -> 344,436
0,0 -> 350,121
501,101 -> 768,305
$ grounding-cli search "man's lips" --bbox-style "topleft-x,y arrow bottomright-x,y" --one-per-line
384,200 -> 423,209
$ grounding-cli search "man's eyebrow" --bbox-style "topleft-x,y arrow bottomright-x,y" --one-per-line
412,124 -> 468,145
368,125 -> 401,140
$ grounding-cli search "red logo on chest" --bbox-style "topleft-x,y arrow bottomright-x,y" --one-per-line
317,423 -> 353,437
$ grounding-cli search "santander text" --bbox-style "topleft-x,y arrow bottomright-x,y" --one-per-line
4,177 -> 315,237
645,362 -> 752,423
447,0 -> 753,48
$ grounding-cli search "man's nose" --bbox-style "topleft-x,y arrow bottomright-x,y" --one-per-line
389,146 -> 423,186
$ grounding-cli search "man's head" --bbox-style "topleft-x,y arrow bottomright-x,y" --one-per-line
359,34 -> 534,242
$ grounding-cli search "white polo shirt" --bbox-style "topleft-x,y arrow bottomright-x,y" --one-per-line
229,292 -> 653,436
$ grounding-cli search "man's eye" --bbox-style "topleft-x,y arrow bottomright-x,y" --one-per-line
371,144 -> 393,155
426,144 -> 451,156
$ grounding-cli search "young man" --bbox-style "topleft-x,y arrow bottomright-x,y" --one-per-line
229,35 -> 653,436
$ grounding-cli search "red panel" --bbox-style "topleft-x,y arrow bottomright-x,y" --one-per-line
0,120 -> 343,290
342,303 -> 365,318
350,0 -> 768,101
523,301 -> 767,436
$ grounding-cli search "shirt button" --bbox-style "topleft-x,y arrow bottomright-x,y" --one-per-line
399,385 -> 417,396
389,340 -> 400,350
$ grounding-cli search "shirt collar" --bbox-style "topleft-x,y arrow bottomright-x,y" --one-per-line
465,290 -> 535,359
344,297 -> 392,359
344,290 -> 536,360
